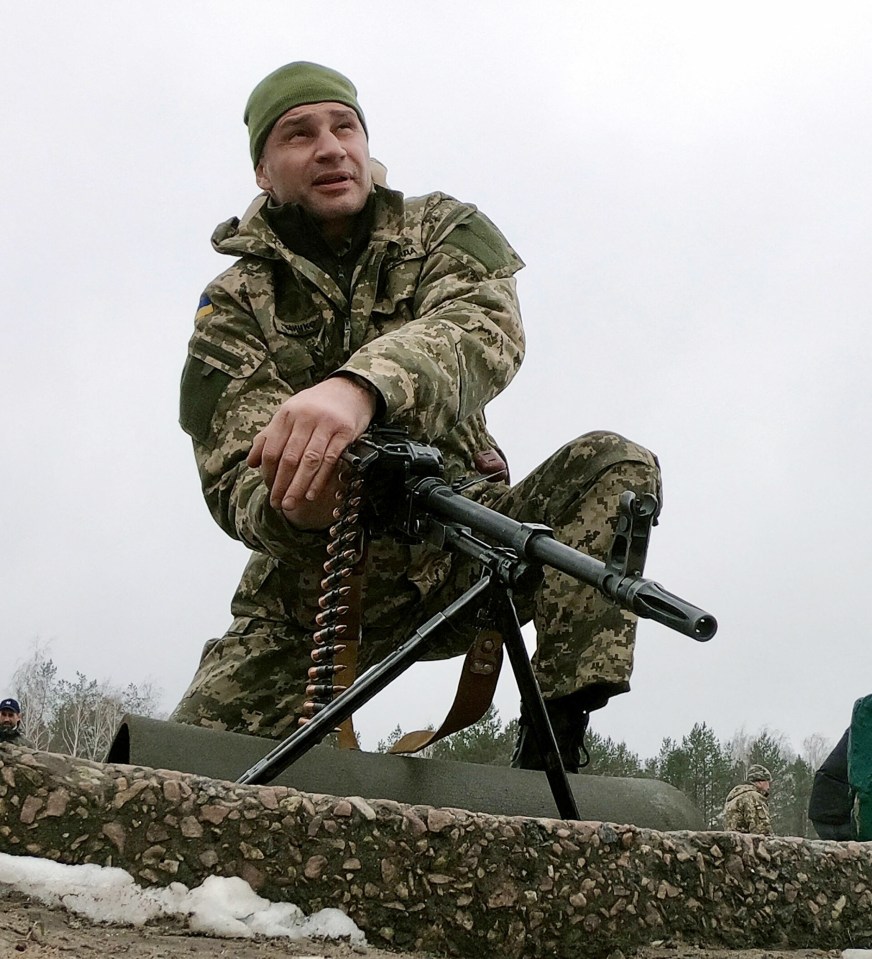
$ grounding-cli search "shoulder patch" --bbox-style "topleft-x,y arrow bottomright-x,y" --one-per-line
440,211 -> 521,274
195,294 -> 214,320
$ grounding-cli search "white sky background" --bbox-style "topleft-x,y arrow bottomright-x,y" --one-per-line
1,1 -> 870,763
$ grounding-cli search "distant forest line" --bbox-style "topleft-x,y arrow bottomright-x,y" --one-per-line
10,645 -> 830,836
375,705 -> 832,837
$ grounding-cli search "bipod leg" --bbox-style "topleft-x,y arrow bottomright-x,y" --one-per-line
237,577 -> 492,786
491,587 -> 580,821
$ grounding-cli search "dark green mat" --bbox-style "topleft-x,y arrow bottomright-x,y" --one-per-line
107,714 -> 703,829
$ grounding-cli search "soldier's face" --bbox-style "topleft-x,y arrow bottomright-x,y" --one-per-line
755,780 -> 771,798
0,709 -> 19,728
255,102 -> 372,241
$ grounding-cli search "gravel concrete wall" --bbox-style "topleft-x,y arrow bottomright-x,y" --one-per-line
1,745 -> 871,959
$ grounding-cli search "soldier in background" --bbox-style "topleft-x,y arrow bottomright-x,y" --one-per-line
171,61 -> 662,772
723,764 -> 774,835
0,698 -> 28,747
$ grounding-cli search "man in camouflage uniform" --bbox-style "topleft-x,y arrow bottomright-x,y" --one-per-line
171,61 -> 662,772
723,764 -> 774,835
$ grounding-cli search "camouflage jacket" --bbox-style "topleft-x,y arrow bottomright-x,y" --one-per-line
181,186 -> 525,628
723,783 -> 773,835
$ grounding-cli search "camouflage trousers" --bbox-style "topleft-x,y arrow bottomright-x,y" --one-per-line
171,431 -> 661,739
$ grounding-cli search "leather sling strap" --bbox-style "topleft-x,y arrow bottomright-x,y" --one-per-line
388,628 -> 504,755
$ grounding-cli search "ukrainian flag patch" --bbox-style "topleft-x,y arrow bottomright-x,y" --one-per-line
195,294 -> 214,320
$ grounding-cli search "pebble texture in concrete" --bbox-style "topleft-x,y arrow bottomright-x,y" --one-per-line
1,744 -> 871,959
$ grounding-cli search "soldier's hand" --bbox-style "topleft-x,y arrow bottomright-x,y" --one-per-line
277,469 -> 345,531
247,376 -> 376,519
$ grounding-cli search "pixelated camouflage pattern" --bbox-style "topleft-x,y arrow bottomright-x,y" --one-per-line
491,433 -> 661,701
723,783 -> 774,835
172,186 -> 661,738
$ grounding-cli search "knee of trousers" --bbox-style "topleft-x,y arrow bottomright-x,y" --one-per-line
554,431 -> 661,493
565,430 -> 658,465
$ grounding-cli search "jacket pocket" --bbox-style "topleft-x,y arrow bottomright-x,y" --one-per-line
371,255 -> 423,326
189,330 -> 267,378
180,331 -> 267,442
273,341 -> 316,392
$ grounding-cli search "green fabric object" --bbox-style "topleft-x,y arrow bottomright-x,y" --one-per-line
244,61 -> 367,165
848,694 -> 872,840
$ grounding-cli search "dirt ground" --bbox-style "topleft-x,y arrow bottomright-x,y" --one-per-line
0,891 -> 846,959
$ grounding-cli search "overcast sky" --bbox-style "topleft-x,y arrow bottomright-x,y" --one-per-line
2,1 -> 870,766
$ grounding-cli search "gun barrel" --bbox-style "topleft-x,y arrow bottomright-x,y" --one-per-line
417,479 -> 717,641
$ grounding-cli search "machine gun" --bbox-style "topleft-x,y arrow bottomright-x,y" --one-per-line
238,427 -> 717,819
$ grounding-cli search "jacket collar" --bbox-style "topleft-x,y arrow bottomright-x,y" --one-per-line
211,185 -> 407,261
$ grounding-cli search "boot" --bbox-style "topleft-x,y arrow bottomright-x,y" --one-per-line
510,686 -> 611,774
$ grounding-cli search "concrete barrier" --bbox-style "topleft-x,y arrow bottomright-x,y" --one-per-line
2,743 -> 871,959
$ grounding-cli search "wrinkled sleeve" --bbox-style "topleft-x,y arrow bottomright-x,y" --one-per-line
340,208 -> 525,439
734,794 -> 754,832
179,281 -> 328,569
751,795 -> 774,836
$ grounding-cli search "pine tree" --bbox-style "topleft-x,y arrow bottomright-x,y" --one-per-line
580,728 -> 643,777
778,755 -> 815,837
654,724 -> 733,828
429,706 -> 518,766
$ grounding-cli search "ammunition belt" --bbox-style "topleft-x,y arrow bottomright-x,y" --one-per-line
303,447 -> 505,753
301,461 -> 365,749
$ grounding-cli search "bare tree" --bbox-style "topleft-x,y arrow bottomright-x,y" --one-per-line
801,732 -> 835,772
726,725 -> 753,767
9,642 -> 163,759
54,674 -> 163,761
11,641 -> 58,750
53,674 -> 104,759
727,725 -> 791,771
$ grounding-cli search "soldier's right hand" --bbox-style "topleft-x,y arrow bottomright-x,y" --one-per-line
247,376 -> 376,521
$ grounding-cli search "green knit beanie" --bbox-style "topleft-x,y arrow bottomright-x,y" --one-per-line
244,61 -> 367,166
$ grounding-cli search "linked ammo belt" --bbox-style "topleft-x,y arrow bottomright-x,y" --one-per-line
302,453 -> 503,752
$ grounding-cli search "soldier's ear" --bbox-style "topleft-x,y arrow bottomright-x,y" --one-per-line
370,157 -> 388,188
255,160 -> 272,194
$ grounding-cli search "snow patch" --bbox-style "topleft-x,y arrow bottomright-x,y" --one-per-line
0,852 -> 365,944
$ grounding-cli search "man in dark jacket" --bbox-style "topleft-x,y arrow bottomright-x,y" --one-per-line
0,698 -> 28,747
808,730 -> 854,840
